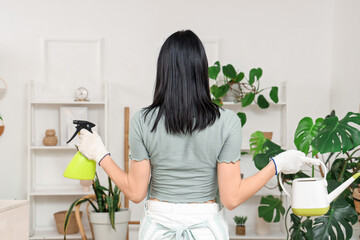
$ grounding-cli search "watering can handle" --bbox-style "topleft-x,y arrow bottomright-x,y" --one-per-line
278,159 -> 327,198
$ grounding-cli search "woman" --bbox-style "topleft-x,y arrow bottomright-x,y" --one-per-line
77,30 -> 319,240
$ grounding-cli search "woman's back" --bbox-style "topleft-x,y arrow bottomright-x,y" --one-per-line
129,106 -> 242,203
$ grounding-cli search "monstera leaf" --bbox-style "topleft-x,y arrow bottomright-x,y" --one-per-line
258,195 -> 285,222
294,117 -> 324,156
290,214 -> 313,240
312,111 -> 360,154
253,140 -> 284,170
313,198 -> 358,240
249,131 -> 266,156
208,61 -> 221,80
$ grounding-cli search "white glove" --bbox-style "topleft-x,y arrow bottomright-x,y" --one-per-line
271,149 -> 320,175
77,129 -> 110,165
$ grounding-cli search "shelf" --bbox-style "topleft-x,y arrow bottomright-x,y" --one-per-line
30,146 -> 76,150
223,101 -> 286,106
30,228 -> 93,240
229,227 -> 285,240
30,188 -> 93,196
30,100 -> 105,105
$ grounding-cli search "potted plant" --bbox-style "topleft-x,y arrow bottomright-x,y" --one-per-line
64,174 -> 130,240
251,110 -> 360,239
208,61 -> 279,126
0,114 -> 4,136
234,216 -> 247,235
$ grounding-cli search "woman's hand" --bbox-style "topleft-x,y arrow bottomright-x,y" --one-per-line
271,149 -> 320,175
77,129 -> 110,165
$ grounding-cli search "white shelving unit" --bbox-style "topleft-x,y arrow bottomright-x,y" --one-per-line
27,80 -> 108,240
223,86 -> 288,240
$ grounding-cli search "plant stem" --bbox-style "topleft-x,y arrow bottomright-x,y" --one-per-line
285,206 -> 291,240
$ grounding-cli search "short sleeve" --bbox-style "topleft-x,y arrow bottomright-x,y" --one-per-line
217,111 -> 242,163
129,110 -> 150,161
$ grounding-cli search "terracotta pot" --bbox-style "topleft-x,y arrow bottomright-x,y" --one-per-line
236,225 -> 245,235
263,132 -> 273,140
0,125 -> 4,136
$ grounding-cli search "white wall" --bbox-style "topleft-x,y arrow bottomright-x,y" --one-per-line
0,0 -> 340,238
331,0 -> 360,117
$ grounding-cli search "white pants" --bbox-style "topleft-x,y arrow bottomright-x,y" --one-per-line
138,200 -> 229,240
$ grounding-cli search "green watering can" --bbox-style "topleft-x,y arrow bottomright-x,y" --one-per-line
63,120 -> 96,180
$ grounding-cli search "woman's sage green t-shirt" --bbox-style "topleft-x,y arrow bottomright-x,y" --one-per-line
129,107 -> 242,203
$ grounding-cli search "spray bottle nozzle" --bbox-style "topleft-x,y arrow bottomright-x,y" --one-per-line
66,120 -> 96,144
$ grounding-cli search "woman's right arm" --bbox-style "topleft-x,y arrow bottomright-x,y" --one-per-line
217,160 -> 276,210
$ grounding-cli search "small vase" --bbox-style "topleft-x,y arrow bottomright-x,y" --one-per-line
80,180 -> 93,192
236,225 -> 245,235
255,216 -> 270,236
43,129 -> 58,146
263,132 -> 273,141
0,125 -> 4,136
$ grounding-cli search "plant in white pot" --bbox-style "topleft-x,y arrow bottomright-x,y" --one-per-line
64,174 -> 130,240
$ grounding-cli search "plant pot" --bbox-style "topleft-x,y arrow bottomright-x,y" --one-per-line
0,125 -> 4,136
255,216 -> 270,236
89,209 -> 131,240
236,225 -> 245,235
54,211 -> 82,234
262,132 -> 273,141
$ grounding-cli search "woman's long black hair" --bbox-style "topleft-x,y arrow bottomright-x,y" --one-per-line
143,30 -> 221,135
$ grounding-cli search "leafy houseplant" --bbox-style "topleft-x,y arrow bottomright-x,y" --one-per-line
64,174 -> 130,240
234,216 -> 247,235
251,110 -> 360,240
208,61 -> 279,126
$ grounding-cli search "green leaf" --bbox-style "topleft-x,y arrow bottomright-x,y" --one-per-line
237,112 -> 246,126
289,214 -> 314,240
235,72 -> 245,83
258,195 -> 285,222
222,64 -> 237,79
105,196 -> 115,230
242,92 -> 255,107
294,117 -> 324,156
311,112 -> 360,154
257,94 -> 269,109
209,61 -> 221,80
212,98 -> 223,106
269,87 -> 279,103
249,131 -> 266,156
253,140 -> 284,170
249,68 -> 263,85
313,202 -> 358,240
210,84 -> 229,98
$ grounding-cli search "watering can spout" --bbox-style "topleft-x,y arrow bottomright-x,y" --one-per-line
328,173 -> 360,203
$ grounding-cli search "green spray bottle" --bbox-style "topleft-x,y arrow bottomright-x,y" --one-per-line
63,120 -> 97,180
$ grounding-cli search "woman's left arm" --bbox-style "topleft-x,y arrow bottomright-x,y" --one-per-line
100,156 -> 151,203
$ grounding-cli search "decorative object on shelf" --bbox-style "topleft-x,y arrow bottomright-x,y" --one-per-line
252,110 -> 360,239
208,61 -> 279,126
234,215 -> 247,235
255,215 -> 270,236
60,107 -> 88,146
0,78 -> 7,93
80,180 -> 93,192
0,114 -> 4,136
262,132 -> 273,141
42,129 -> 58,146
74,87 -> 89,101
64,175 -> 130,240
54,210 -> 82,234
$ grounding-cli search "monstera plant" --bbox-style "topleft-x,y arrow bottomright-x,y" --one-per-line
250,110 -> 360,240
208,61 -> 279,126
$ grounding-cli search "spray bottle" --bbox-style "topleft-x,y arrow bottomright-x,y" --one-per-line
63,120 -> 97,180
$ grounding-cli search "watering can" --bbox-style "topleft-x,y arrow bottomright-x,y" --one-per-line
63,120 -> 97,180
280,160 -> 360,216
